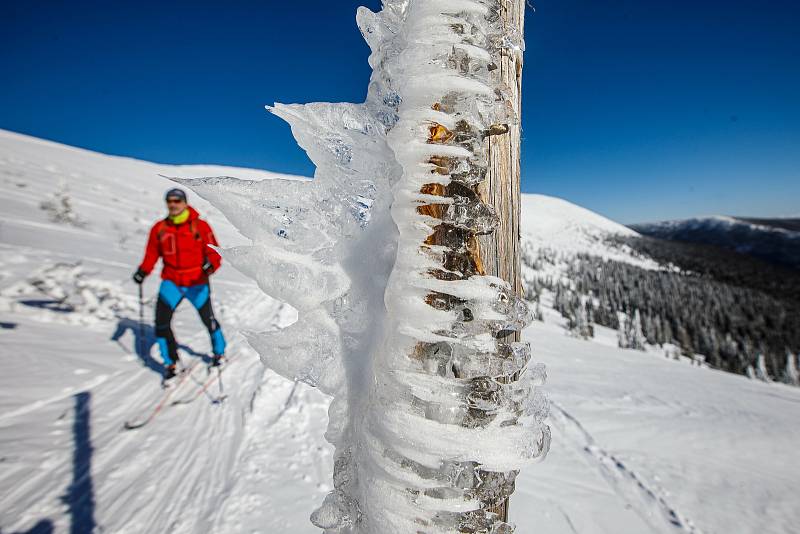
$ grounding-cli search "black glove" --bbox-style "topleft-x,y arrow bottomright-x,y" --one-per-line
132,268 -> 146,285
202,258 -> 214,275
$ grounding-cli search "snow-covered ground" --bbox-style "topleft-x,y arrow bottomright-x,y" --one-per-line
0,130 -> 333,533
1,129 -> 798,533
515,315 -> 800,534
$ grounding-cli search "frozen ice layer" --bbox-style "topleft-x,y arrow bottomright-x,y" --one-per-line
442,195 -> 499,234
179,0 -> 547,532
221,244 -> 349,311
243,309 -> 345,395
360,0 -> 548,532
415,340 -> 533,380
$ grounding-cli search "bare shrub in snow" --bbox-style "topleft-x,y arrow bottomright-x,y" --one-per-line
39,182 -> 88,228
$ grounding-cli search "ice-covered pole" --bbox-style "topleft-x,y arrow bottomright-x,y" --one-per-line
476,0 -> 527,520
350,1 -> 549,532
177,1 -> 549,532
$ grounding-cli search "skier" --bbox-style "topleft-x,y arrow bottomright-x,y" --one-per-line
132,188 -> 226,380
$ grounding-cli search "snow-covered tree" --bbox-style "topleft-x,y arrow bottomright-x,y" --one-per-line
755,354 -> 771,382
567,296 -> 593,339
180,1 -> 549,532
784,352 -> 799,386
617,313 -> 626,349
618,309 -> 645,351
746,365 -> 756,379
630,309 -> 646,350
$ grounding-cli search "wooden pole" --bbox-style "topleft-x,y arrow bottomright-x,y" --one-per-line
478,0 -> 526,522
418,0 -> 528,526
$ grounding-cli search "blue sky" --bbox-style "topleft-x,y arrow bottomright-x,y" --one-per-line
1,0 -> 798,223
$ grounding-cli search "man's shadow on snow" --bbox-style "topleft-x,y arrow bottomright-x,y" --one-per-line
18,299 -> 72,313
111,317 -> 212,377
62,392 -> 95,534
3,393 -> 93,534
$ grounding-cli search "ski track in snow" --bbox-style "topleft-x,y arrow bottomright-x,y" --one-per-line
1,288 -> 314,533
550,402 -> 703,534
209,374 -> 333,533
0,372 -> 121,425
1,292 -> 269,533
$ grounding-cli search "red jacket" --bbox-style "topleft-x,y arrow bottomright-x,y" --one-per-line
139,206 -> 222,286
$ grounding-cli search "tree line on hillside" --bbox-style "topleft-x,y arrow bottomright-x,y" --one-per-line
614,235 -> 800,302
522,246 -> 800,385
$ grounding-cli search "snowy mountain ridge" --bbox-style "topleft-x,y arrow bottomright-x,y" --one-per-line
631,213 -> 800,271
0,128 -> 294,183
521,193 -> 636,239
634,214 -> 800,236
519,194 -> 661,279
1,129 -> 799,534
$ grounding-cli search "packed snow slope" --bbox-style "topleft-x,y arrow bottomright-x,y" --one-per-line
1,129 -> 799,533
520,194 -> 659,271
521,194 -> 636,242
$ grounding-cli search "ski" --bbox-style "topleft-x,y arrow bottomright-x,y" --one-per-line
170,355 -> 236,406
123,359 -> 203,430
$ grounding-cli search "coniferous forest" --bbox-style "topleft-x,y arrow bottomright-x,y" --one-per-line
522,236 -> 800,384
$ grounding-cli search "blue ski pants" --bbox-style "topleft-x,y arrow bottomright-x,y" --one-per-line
155,280 -> 226,365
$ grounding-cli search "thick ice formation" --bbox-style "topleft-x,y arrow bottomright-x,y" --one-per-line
180,1 -> 549,532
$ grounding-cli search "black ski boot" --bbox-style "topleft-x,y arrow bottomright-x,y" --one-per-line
163,364 -> 177,380
210,354 -> 225,367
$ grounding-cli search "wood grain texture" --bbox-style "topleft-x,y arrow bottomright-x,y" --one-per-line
479,0 -> 526,523
477,0 -> 525,298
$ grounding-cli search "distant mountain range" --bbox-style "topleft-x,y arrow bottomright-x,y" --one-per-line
630,216 -> 800,270
521,196 -> 800,383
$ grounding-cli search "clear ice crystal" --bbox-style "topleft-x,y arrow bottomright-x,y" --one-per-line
443,196 -> 499,234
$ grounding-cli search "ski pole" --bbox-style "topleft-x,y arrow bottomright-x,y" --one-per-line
138,283 -> 145,358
